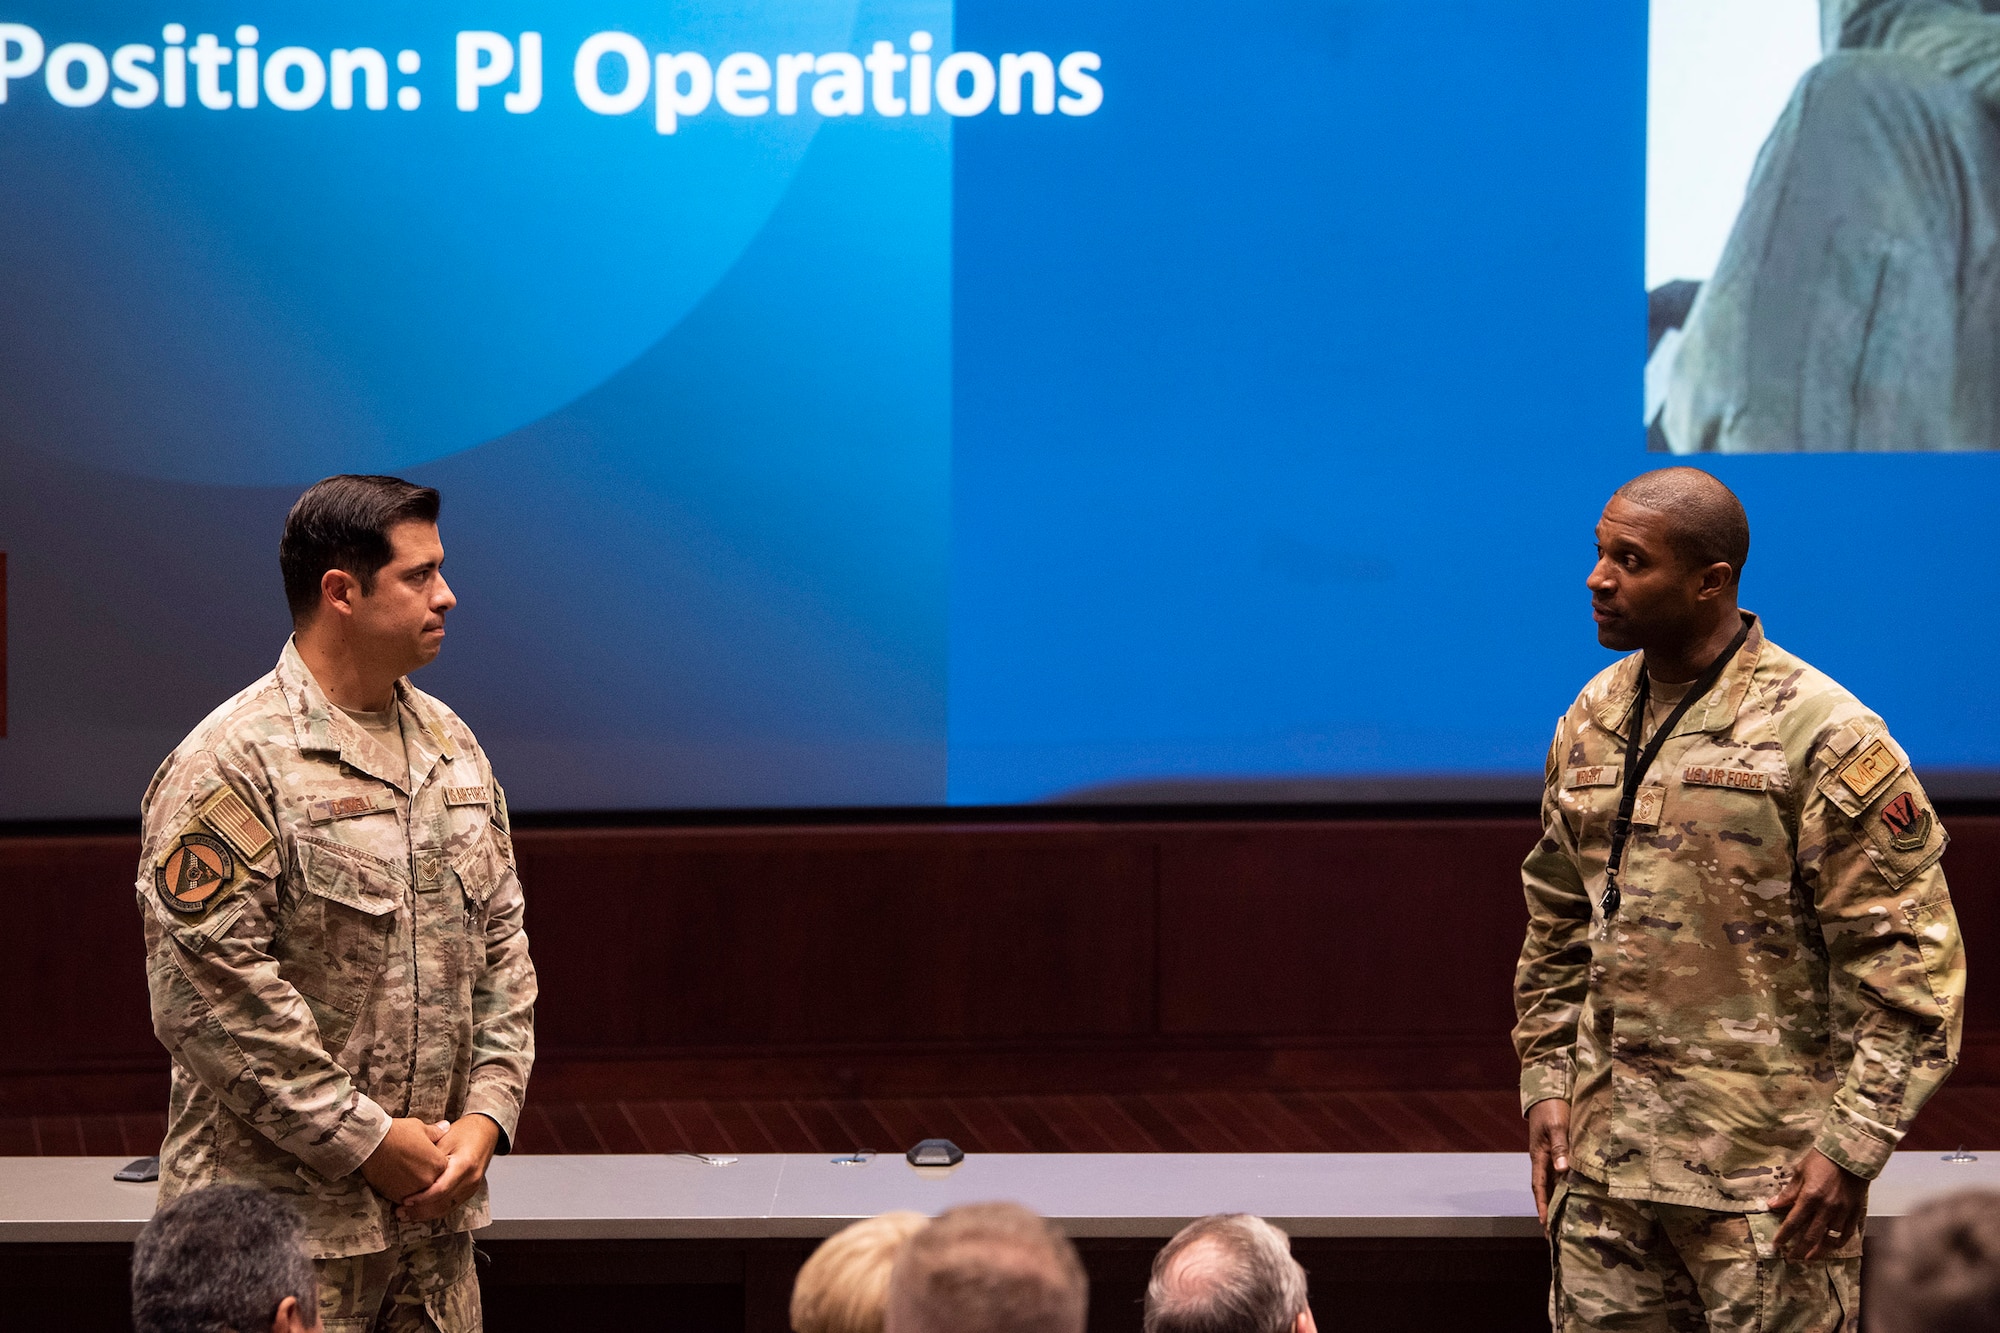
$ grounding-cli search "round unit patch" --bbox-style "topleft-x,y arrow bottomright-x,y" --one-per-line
155,833 -> 235,916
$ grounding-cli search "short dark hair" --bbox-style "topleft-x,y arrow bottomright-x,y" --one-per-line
886,1202 -> 1087,1333
131,1185 -> 317,1333
1871,1190 -> 2000,1333
1611,467 -> 1750,585
1144,1214 -> 1309,1333
279,475 -> 440,623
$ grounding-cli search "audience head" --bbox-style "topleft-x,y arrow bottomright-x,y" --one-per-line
1144,1213 -> 1315,1333
132,1185 -> 320,1333
884,1201 -> 1088,1333
1871,1189 -> 2000,1333
792,1211 -> 931,1333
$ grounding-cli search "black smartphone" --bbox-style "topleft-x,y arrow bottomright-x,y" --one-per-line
113,1156 -> 160,1183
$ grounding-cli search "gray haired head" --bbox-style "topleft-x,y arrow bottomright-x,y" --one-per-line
131,1185 -> 317,1333
1870,1188 -> 2000,1333
1143,1214 -> 1310,1333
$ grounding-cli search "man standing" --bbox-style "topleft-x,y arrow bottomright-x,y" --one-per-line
137,475 -> 536,1331
1516,468 -> 1962,1329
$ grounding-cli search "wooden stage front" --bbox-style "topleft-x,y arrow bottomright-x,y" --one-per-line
6,808 -> 1999,1329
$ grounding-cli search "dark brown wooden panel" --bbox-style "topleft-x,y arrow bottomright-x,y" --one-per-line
519,826 -> 1158,1050
3,836 -> 158,1080
5,814 -> 1997,1117
1156,820 -> 1532,1039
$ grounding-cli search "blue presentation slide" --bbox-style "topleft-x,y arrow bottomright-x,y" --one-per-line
0,2 -> 1991,816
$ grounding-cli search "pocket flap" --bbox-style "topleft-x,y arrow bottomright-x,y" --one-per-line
296,839 -> 402,916
451,834 -> 505,904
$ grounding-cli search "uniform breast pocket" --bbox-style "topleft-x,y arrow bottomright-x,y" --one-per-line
1560,766 -> 1622,846
280,838 -> 403,1051
449,831 -> 505,970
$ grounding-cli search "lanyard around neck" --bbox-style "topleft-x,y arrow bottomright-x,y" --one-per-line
1600,619 -> 1752,920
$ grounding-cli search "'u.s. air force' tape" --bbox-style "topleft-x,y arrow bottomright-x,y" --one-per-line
1681,767 -> 1768,791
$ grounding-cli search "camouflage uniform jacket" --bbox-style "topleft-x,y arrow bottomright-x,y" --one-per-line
1513,614 -> 1963,1210
137,639 -> 537,1258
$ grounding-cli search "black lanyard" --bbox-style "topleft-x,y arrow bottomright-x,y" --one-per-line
1600,619 -> 1752,920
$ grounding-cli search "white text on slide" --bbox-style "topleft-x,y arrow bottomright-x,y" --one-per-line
0,23 -> 1105,130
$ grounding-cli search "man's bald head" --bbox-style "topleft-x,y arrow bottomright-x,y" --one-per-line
1610,468 -> 1750,586
1144,1214 -> 1312,1333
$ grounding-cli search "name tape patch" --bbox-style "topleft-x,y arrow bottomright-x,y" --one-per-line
444,785 -> 490,807
1682,767 -> 1768,792
1565,765 -> 1618,790
1838,740 -> 1900,800
308,790 -> 398,825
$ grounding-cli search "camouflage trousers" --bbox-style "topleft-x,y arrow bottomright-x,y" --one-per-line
316,1230 -> 481,1333
1550,1173 -> 1861,1332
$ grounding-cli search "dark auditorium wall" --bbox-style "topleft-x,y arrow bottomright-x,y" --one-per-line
8,812 -> 1997,1115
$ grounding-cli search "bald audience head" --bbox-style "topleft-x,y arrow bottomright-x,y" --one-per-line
1144,1214 -> 1316,1333
1610,467 -> 1750,586
884,1202 -> 1087,1333
1869,1189 -> 2000,1333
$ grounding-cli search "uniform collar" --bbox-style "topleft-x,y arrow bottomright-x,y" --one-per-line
276,638 -> 458,792
1591,612 -> 1765,742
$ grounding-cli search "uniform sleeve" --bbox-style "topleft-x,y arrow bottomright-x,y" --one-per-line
137,753 -> 392,1180
1800,725 -> 1964,1179
463,775 -> 537,1153
1513,715 -> 1594,1115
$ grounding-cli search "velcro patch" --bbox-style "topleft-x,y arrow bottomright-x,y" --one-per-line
308,790 -> 399,825
1881,791 -> 1934,853
443,785 -> 489,807
154,831 -> 236,917
1631,785 -> 1666,828
1837,740 -> 1900,800
198,788 -> 274,862
1683,766 -> 1768,792
1565,765 -> 1618,789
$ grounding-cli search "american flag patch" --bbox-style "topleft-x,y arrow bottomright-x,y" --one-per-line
199,788 -> 274,861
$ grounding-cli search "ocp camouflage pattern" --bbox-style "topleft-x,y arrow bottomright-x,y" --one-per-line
1514,614 -> 1963,1209
137,639 -> 537,1258
1550,1173 -> 1861,1331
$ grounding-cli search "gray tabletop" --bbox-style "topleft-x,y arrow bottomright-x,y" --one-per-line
4,1151 -> 1996,1243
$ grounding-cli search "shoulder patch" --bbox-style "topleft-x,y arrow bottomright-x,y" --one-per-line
154,831 -> 237,917
1881,791 -> 1934,853
198,788 -> 274,862
1837,740 -> 1900,800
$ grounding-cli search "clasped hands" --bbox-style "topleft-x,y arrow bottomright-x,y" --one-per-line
1527,1098 -> 1865,1264
359,1114 -> 501,1222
